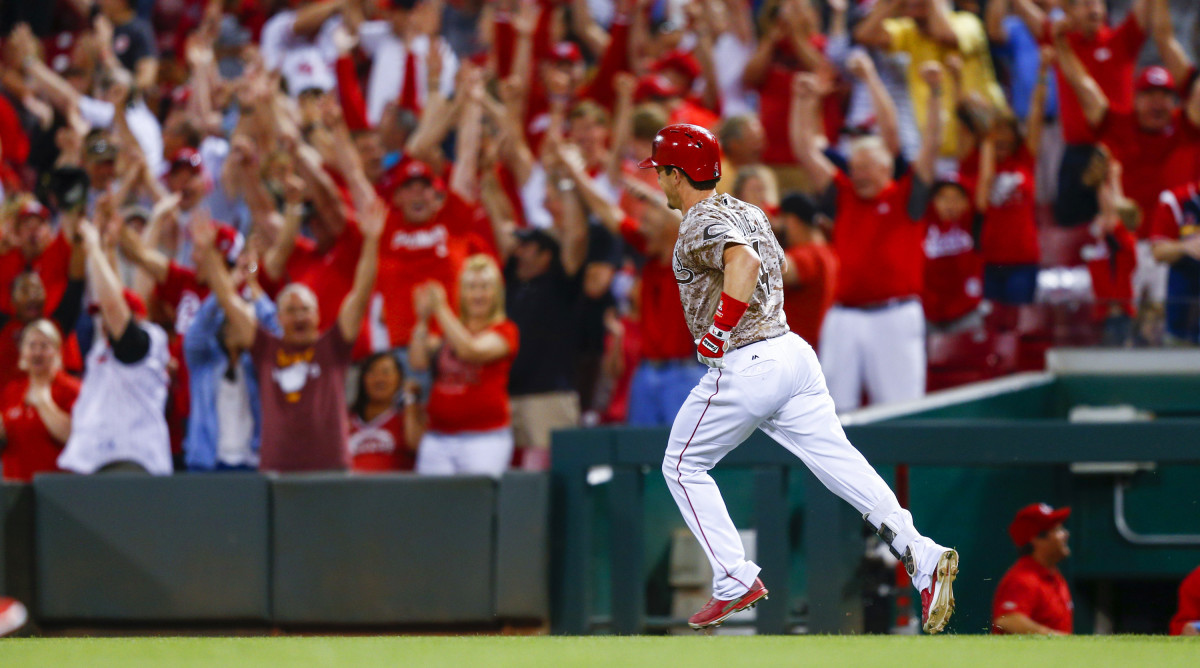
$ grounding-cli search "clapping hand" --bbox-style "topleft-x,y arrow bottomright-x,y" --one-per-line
191,211 -> 217,252
357,196 -> 388,242
919,61 -> 944,94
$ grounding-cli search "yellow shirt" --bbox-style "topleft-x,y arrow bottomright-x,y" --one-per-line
884,12 -> 1007,157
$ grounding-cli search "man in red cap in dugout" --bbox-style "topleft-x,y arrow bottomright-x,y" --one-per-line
992,503 -> 1074,634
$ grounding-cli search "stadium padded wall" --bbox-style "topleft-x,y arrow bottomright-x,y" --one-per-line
21,473 -> 550,627
270,474 -> 496,625
495,472 -> 551,620
2,483 -> 35,614
34,474 -> 273,623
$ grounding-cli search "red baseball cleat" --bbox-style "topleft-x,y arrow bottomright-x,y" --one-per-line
921,549 -> 959,634
688,578 -> 769,630
0,597 -> 28,638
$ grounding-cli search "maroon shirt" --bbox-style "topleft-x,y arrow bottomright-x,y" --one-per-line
251,326 -> 354,472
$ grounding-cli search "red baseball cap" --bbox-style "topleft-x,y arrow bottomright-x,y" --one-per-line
1135,66 -> 1176,94
378,159 -> 444,199
18,200 -> 50,220
549,41 -> 582,64
1009,503 -> 1071,547
652,49 -> 701,86
213,224 -> 244,265
634,74 -> 683,103
638,123 -> 722,182
170,147 -> 204,173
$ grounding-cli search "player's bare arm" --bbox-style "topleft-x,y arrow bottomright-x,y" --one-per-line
723,244 -> 761,304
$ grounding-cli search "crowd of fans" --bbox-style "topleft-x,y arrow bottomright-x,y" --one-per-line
0,0 -> 1198,479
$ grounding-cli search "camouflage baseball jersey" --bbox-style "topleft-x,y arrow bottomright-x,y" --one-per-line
673,193 -> 789,349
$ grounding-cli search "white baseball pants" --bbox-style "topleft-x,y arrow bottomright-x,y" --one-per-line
819,300 -> 926,413
416,428 -> 514,479
663,333 -> 942,599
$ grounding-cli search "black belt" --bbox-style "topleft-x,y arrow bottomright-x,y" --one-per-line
729,331 -> 790,352
641,358 -> 694,369
837,296 -> 919,312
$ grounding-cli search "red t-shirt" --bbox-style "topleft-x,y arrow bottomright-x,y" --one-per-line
922,214 -> 983,323
262,222 -> 365,331
1170,565 -> 1200,635
992,555 -> 1074,634
251,326 -> 354,472
348,408 -> 414,472
0,94 -> 30,189
600,315 -> 641,425
1044,16 -> 1145,145
617,217 -> 694,361
152,260 -> 211,455
1082,223 -> 1137,319
0,233 -> 72,316
1148,181 -> 1200,242
154,261 -> 210,336
830,170 -> 926,305
426,319 -> 520,434
758,35 -> 827,165
668,101 -> 720,133
782,243 -> 838,349
1100,110 -> 1200,239
378,193 -> 495,347
0,372 -> 80,482
977,148 -> 1040,265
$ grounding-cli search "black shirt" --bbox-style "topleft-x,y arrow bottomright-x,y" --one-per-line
505,258 -> 582,396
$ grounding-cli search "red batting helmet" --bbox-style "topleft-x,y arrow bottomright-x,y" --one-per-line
637,123 -> 721,182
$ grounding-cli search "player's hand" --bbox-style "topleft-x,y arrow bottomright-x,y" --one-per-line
696,324 -> 730,369
25,376 -> 54,408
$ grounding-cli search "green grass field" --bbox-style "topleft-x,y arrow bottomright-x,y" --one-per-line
0,635 -> 1195,667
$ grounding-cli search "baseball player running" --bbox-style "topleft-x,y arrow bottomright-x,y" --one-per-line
639,124 -> 958,634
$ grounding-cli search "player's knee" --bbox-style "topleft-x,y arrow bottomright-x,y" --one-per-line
661,455 -> 677,481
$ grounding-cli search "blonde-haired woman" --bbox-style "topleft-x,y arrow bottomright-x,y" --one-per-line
0,320 -> 80,482
410,255 -> 520,477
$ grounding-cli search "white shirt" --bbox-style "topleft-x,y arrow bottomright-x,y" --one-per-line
358,22 -> 459,126
59,320 -> 173,475
260,10 -> 339,96
78,97 -> 164,175
712,34 -> 756,118
215,360 -> 258,468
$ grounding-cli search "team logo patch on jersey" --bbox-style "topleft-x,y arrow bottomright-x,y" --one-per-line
273,349 -> 321,402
